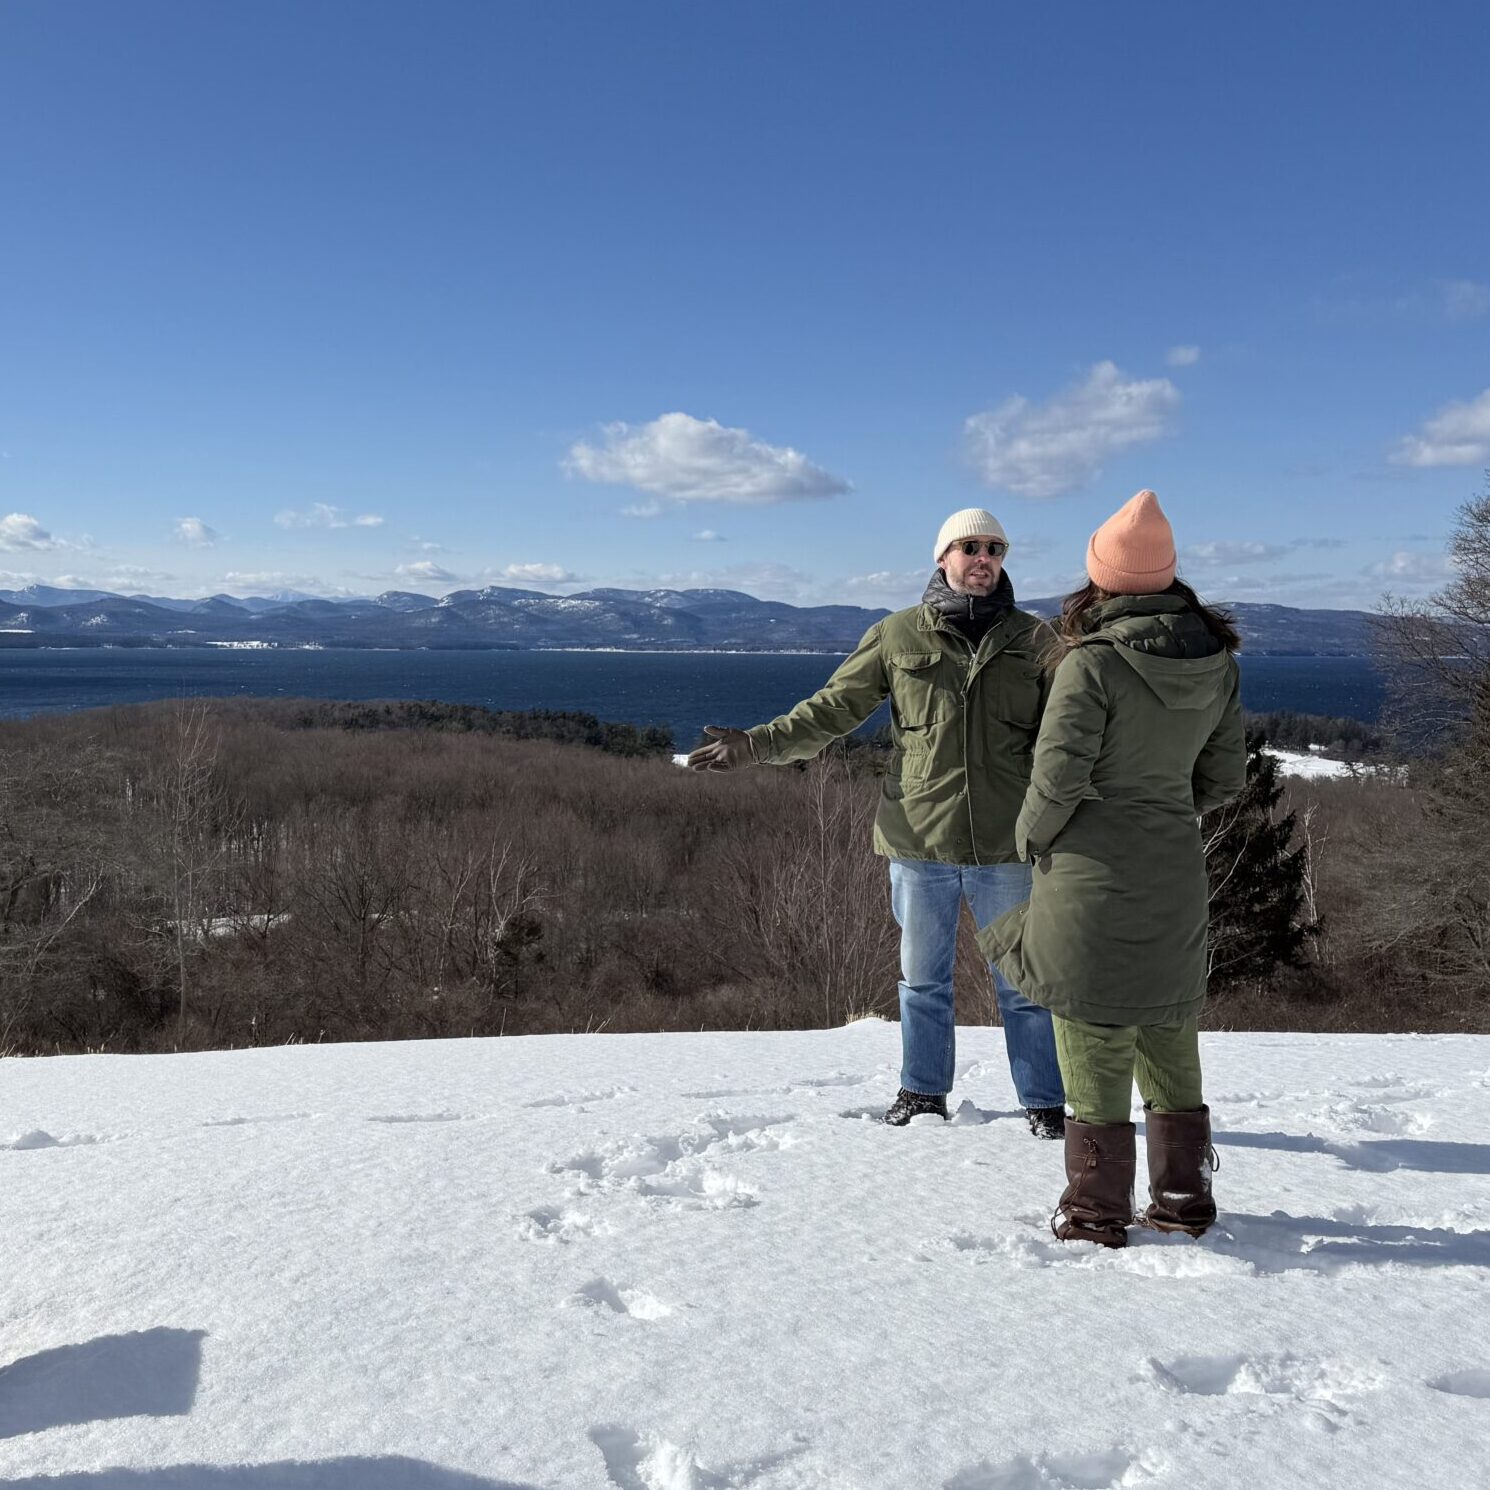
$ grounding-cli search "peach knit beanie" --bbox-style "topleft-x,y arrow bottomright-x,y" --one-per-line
1086,489 -> 1177,594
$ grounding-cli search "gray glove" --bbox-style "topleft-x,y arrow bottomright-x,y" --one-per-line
685,726 -> 758,772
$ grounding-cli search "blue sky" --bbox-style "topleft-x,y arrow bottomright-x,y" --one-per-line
2,1 -> 1487,610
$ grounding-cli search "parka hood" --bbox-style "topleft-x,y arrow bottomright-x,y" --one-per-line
1083,594 -> 1234,711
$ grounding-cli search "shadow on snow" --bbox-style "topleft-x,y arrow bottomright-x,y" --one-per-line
1209,1211 -> 1490,1271
1209,1129 -> 1490,1174
0,1330 -> 204,1441
0,1461 -> 544,1489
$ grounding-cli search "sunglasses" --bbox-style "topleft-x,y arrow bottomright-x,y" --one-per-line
954,539 -> 1008,558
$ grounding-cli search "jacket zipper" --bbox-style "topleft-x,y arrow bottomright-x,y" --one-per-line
930,609 -> 1007,868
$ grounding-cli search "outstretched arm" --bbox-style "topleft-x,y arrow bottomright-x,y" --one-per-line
685,726 -> 759,772
685,623 -> 890,771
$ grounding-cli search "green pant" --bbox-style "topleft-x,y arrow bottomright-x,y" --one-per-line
1052,1015 -> 1204,1125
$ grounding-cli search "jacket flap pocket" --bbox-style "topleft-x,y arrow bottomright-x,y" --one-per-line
890,652 -> 939,671
996,660 -> 1043,728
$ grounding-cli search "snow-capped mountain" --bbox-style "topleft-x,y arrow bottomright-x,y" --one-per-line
0,585 -> 1379,654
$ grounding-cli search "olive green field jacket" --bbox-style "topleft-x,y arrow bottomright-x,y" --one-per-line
746,601 -> 1056,864
976,594 -> 1247,1024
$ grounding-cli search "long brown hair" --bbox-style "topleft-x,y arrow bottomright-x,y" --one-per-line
1044,578 -> 1242,669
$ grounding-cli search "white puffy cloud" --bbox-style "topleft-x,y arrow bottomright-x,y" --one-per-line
620,500 -> 665,519
500,562 -> 575,584
1166,345 -> 1201,367
692,530 -> 726,543
394,561 -> 459,584
274,503 -> 385,530
0,513 -> 61,551
964,362 -> 1181,499
1365,550 -> 1459,583
1181,541 -> 1291,567
565,412 -> 851,506
174,517 -> 218,548
1391,387 -> 1490,468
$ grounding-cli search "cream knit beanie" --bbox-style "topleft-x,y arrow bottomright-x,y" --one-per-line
1086,490 -> 1177,594
934,508 -> 1008,562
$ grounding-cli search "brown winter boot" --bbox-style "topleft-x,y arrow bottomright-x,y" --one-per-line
1053,1119 -> 1136,1249
1140,1106 -> 1218,1237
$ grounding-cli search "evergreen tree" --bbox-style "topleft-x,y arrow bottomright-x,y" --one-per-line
1203,731 -> 1315,983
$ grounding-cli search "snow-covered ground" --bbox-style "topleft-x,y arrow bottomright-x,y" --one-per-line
4,1024 -> 1489,1489
1265,748 -> 1356,780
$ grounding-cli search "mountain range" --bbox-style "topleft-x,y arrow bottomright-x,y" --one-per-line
0,583 -> 1377,656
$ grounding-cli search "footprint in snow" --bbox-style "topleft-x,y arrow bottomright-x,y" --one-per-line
518,1205 -> 604,1243
1302,1099 -> 1434,1137
367,1112 -> 471,1124
945,1447 -> 1154,1490
1,1130 -> 111,1152
589,1425 -> 804,1490
566,1278 -> 673,1320
1428,1369 -> 1490,1398
202,1113 -> 313,1127
679,1087 -> 786,1100
1142,1352 -> 1386,1430
525,1086 -> 637,1109
550,1115 -> 791,1210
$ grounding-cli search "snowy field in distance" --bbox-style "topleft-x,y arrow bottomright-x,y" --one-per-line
1265,748 -> 1356,780
3,1023 -> 1489,1489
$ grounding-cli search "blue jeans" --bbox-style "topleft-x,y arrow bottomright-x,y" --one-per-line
889,858 -> 1064,1107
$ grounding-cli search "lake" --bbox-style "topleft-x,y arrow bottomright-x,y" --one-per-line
0,648 -> 1385,748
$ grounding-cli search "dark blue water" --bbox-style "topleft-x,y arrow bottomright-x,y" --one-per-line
0,648 -> 1385,747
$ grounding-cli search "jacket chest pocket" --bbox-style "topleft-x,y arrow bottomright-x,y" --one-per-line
888,651 -> 944,730
993,659 -> 1044,730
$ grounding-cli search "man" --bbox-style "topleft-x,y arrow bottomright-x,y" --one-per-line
686,509 -> 1066,1136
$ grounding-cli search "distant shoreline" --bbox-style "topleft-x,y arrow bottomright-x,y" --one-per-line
0,641 -> 1376,660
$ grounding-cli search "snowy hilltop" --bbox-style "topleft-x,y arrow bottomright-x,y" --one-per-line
3,1023 -> 1488,1488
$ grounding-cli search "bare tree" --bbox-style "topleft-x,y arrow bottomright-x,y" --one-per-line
714,748 -> 899,1026
143,702 -> 237,1042
1371,477 -> 1490,999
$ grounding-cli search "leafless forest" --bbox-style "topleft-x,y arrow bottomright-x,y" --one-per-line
1,684 -> 1484,1058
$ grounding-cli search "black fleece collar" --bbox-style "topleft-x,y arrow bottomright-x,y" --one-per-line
921,567 -> 1015,623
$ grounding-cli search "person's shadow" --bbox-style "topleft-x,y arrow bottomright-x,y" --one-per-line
1209,1210 -> 1490,1272
0,1462 -> 544,1488
1209,1128 -> 1490,1175
0,1329 -> 546,1487
0,1330 -> 204,1440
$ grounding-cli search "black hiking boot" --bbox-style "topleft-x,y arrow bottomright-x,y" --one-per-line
882,1088 -> 949,1125
1026,1105 -> 1066,1140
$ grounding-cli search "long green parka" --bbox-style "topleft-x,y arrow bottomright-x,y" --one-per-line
975,593 -> 1247,1023
745,590 -> 1055,865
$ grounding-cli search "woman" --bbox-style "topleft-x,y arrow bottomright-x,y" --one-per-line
978,490 -> 1246,1249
